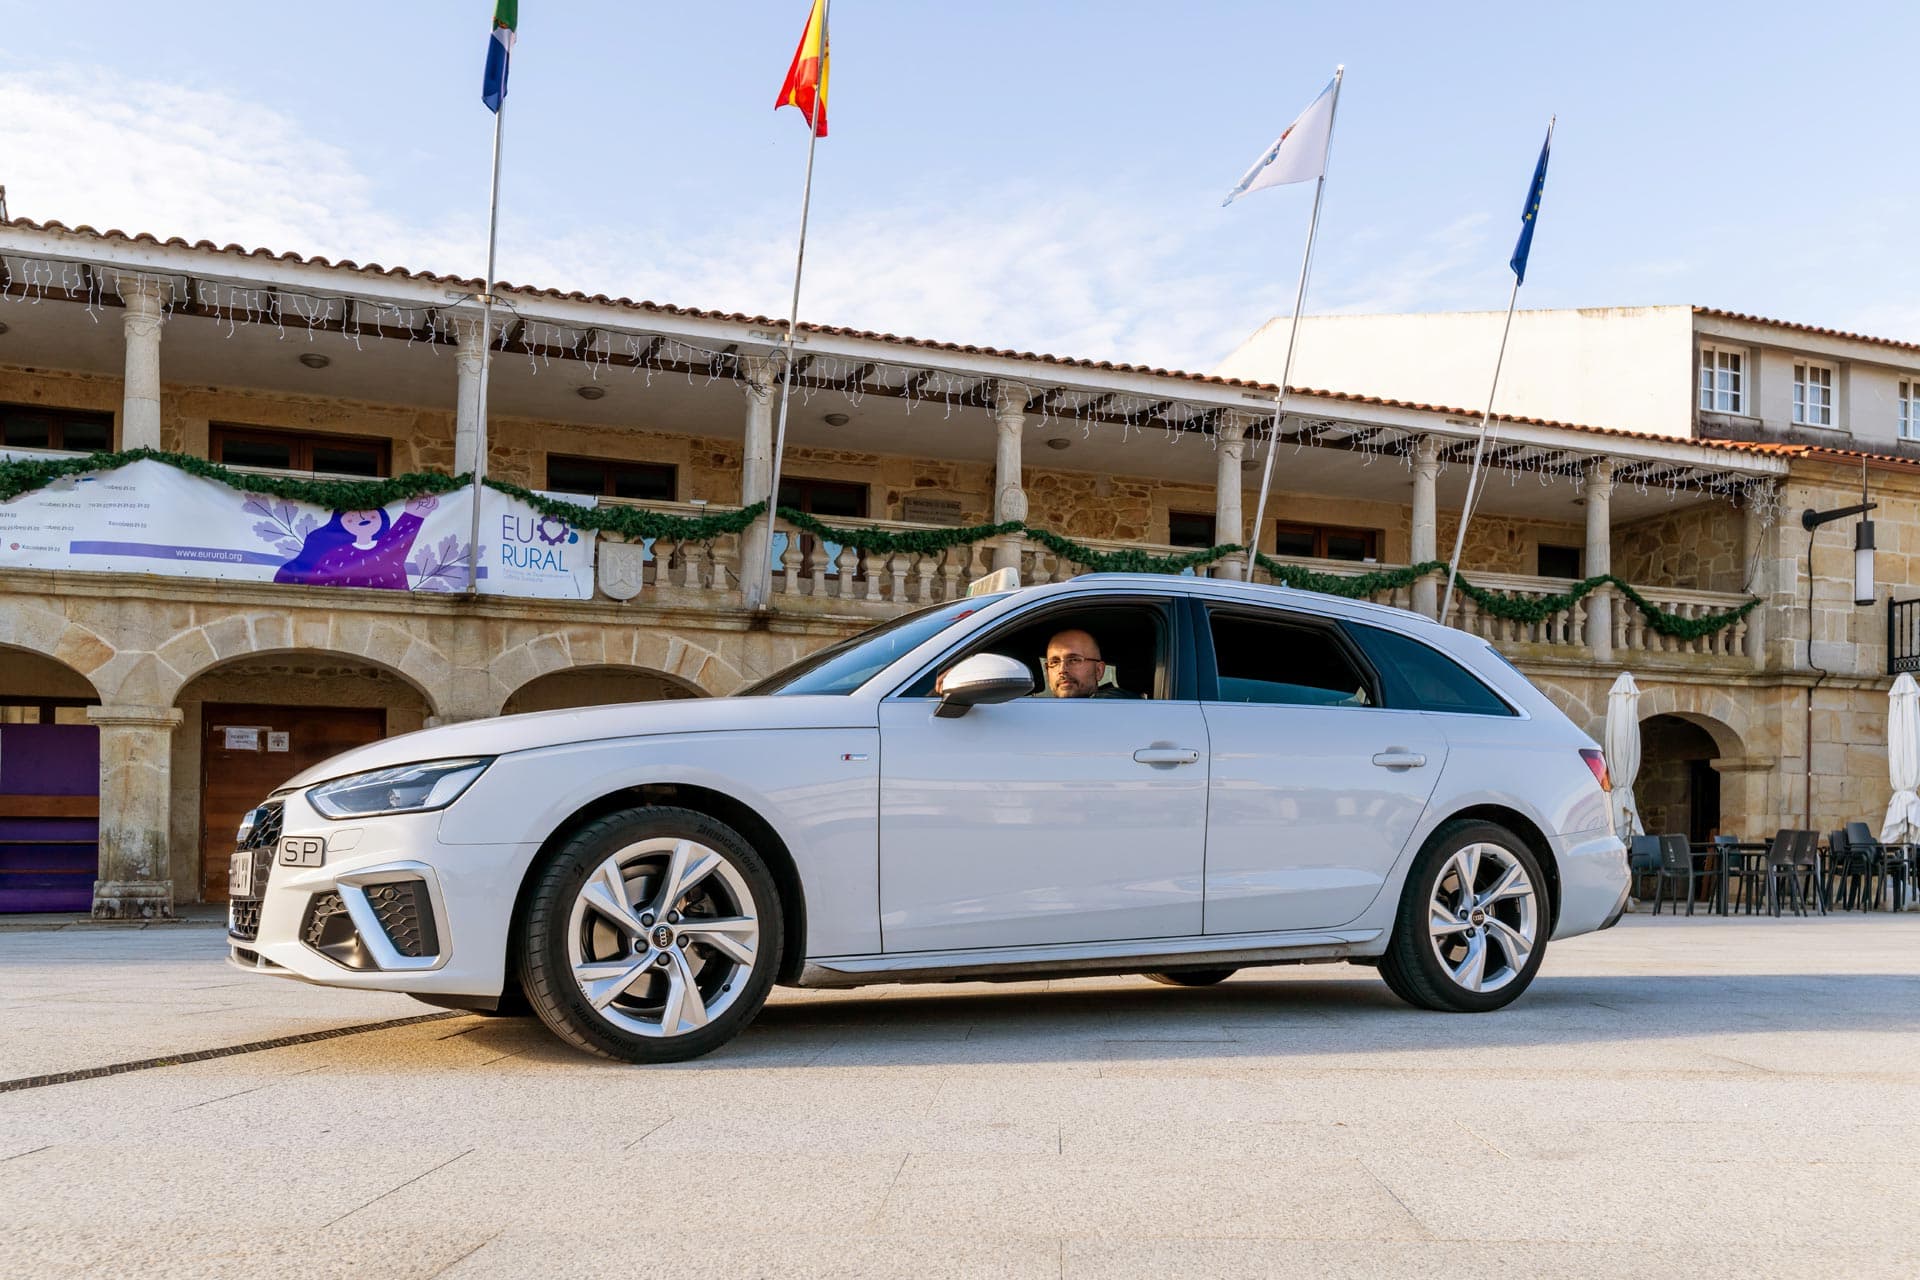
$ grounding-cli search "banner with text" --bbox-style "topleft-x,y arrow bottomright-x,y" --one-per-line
0,458 -> 595,599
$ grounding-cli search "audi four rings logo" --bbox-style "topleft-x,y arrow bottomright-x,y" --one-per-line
652,925 -> 674,948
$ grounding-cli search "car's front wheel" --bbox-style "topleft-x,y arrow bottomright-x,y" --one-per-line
518,806 -> 782,1063
1378,819 -> 1547,1013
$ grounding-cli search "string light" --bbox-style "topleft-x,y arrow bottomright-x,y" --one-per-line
0,250 -> 1779,522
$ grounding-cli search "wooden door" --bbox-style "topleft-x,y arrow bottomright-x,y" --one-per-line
200,704 -> 386,902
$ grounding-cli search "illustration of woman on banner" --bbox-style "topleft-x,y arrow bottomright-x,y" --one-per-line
273,495 -> 438,589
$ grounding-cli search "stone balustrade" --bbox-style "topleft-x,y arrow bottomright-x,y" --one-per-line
588,505 -> 1758,665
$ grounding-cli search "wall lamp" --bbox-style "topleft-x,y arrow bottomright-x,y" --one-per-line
1801,463 -> 1877,606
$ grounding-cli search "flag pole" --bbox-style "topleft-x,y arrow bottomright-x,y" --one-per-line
464,100 -> 506,594
1439,114 -> 1555,624
1436,275 -> 1520,624
1246,65 -> 1343,576
750,0 -> 829,611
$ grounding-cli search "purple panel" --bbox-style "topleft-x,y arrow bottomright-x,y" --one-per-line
0,724 -> 100,795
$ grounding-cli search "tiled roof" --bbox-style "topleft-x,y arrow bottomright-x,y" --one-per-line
1694,306 -> 1920,356
0,216 -> 1822,471
0,215 -> 1275,392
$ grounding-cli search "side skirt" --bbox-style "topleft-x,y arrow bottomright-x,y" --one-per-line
796,928 -> 1384,989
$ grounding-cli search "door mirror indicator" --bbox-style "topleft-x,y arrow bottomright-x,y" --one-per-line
933,653 -> 1033,718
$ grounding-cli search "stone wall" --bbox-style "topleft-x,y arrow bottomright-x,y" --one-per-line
1613,502 -> 1747,593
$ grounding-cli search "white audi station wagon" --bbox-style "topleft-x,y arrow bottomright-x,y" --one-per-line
227,575 -> 1629,1062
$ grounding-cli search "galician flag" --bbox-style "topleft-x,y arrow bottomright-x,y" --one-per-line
776,0 -> 830,136
1223,76 -> 1338,206
481,0 -> 517,113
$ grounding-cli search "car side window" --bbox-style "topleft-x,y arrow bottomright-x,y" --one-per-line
903,602 -> 1170,700
1345,622 -> 1516,717
1205,609 -> 1372,708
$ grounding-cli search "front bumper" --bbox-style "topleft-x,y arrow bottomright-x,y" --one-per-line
1550,828 -> 1631,940
226,790 -> 539,999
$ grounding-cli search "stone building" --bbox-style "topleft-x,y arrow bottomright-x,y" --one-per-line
0,215 -> 1908,919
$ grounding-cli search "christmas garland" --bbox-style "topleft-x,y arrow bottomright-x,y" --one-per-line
0,449 -> 1759,639
1250,555 -> 1761,641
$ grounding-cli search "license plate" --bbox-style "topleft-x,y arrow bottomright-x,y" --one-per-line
228,848 -> 255,899
279,836 -> 326,868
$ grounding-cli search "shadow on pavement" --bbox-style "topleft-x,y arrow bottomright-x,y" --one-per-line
444,967 -> 1920,1070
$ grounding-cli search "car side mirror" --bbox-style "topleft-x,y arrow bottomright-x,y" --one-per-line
933,653 -> 1034,718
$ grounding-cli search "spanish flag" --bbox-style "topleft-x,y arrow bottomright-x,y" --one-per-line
775,0 -> 829,136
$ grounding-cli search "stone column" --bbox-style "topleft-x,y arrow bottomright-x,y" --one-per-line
118,277 -> 168,450
1410,436 -> 1441,618
453,320 -> 486,475
738,358 -> 778,607
992,382 -> 1029,573
1739,482 -> 1777,670
1585,459 -> 1614,663
88,704 -> 182,920
1214,418 -> 1247,580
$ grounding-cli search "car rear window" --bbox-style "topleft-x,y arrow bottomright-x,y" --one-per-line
1344,623 -> 1515,717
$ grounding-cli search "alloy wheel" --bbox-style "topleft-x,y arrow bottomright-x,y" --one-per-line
1426,841 -> 1538,994
565,836 -> 760,1038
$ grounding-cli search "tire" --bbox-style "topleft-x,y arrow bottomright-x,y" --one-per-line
517,806 -> 783,1063
1378,818 -> 1548,1013
1144,968 -> 1238,987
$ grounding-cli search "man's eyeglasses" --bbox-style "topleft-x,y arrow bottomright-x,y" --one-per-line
1042,654 -> 1099,672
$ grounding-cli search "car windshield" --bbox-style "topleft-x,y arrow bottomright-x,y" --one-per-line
739,595 -> 1009,697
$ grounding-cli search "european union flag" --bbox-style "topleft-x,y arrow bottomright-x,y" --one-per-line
1509,127 -> 1551,285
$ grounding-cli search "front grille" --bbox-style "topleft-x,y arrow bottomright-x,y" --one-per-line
227,800 -> 284,943
367,881 -> 438,957
242,801 -> 285,851
229,900 -> 262,941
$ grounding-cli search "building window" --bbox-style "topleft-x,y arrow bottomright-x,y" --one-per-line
1537,544 -> 1583,579
778,476 -> 868,519
210,425 -> 389,477
0,403 -> 113,453
1168,510 -> 1218,548
1792,363 -> 1835,427
1698,346 -> 1744,414
1902,382 -> 1920,441
1272,521 -> 1379,562
546,455 -> 676,501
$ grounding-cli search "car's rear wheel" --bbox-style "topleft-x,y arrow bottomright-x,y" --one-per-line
1144,968 -> 1237,987
1379,819 -> 1547,1013
518,806 -> 781,1063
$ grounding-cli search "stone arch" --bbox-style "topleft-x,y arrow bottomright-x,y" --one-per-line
501,664 -> 708,716
149,610 -> 450,716
0,601 -> 117,700
1631,682 -> 1767,843
0,641 -> 105,705
1633,683 -> 1748,759
486,625 -> 742,714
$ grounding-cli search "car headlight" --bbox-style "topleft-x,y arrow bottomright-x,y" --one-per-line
306,757 -> 493,819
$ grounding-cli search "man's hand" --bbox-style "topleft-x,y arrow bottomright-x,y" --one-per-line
405,494 -> 439,517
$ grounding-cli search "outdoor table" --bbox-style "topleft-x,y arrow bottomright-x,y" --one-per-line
1689,842 -> 1769,915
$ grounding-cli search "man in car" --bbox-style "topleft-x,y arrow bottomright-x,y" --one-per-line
1043,628 -> 1141,699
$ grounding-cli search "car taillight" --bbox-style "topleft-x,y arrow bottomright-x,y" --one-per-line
1579,748 -> 1611,792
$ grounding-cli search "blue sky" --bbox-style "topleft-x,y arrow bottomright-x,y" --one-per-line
0,1 -> 1912,372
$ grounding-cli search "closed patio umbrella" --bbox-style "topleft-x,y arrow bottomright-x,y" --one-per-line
1880,672 -> 1920,846
1604,672 -> 1644,839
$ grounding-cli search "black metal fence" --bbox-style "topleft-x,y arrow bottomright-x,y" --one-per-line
1890,597 -> 1920,675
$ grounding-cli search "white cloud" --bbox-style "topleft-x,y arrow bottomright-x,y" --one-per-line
0,67 -> 1289,371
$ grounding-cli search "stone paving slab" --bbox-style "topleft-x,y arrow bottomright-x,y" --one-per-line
2,914 -> 1920,1277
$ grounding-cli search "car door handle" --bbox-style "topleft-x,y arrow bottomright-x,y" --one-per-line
1371,750 -> 1427,770
1133,746 -> 1202,766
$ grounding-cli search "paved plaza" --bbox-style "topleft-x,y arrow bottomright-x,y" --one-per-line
3,913 -> 1919,1278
